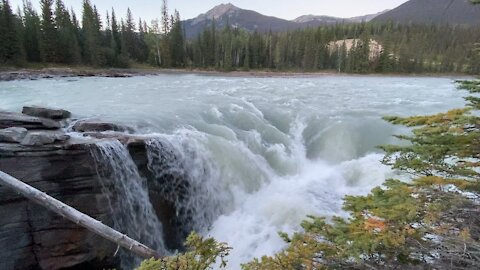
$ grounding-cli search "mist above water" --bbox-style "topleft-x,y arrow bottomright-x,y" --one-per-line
0,74 -> 467,268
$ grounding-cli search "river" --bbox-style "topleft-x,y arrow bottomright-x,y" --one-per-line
0,74 -> 468,268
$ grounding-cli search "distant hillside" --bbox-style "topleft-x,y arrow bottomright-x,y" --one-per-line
182,3 -> 385,38
293,15 -> 343,24
348,10 -> 390,23
373,0 -> 480,25
294,10 -> 389,26
183,3 -> 298,38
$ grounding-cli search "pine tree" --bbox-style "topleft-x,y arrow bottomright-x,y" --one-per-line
81,0 -> 104,66
124,8 -> 135,59
0,0 -> 23,64
169,10 -> 185,67
22,0 -> 41,62
222,24 -> 233,71
110,8 -> 121,56
161,0 -> 169,34
55,0 -> 80,64
136,18 -> 148,62
39,0 -> 57,62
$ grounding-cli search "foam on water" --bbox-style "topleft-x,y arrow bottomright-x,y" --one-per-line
202,119 -> 392,268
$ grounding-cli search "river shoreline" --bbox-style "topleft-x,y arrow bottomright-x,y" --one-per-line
0,67 -> 472,81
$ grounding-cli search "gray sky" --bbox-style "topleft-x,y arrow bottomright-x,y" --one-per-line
11,0 -> 409,22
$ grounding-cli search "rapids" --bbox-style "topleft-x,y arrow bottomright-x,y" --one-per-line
0,74 -> 468,268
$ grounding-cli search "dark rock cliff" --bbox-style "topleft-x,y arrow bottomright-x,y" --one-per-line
0,142 -> 117,270
0,108 -> 180,270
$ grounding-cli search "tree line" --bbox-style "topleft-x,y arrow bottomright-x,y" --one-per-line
0,0 -> 184,68
188,22 -> 480,74
1,0 -> 480,74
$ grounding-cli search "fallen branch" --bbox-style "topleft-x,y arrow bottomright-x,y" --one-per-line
0,170 -> 161,260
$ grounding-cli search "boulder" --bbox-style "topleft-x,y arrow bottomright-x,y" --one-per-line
22,106 -> 71,120
20,131 -> 70,146
0,127 -> 28,143
0,111 -> 61,130
72,120 -> 128,133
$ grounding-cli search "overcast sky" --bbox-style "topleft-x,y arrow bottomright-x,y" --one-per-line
10,0 -> 409,22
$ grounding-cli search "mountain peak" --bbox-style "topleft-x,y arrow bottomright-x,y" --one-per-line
191,3 -> 241,25
204,3 -> 240,19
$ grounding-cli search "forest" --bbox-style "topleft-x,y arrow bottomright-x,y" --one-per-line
1,0 -> 480,73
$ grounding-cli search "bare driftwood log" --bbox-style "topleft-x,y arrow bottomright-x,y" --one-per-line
0,170 -> 161,260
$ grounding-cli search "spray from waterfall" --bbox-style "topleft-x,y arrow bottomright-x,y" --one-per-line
90,140 -> 167,268
145,134 -> 226,238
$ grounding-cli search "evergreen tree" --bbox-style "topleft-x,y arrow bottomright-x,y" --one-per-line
159,0 -> 171,66
123,8 -> 135,59
222,24 -> 233,71
169,10 -> 185,67
39,0 -> 57,62
55,0 -> 80,64
22,0 -> 41,62
81,0 -> 104,66
136,18 -> 149,63
0,0 -> 22,64
110,8 -> 121,56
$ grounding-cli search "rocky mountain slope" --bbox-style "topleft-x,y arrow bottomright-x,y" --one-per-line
182,3 -> 384,38
183,1 -> 480,38
373,0 -> 480,25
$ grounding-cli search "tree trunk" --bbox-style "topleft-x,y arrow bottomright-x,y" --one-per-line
0,170 -> 161,260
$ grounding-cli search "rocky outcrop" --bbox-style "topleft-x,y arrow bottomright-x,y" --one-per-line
22,106 -> 71,120
0,127 -> 28,143
0,107 -> 178,270
72,120 -> 129,133
0,111 -> 61,130
0,141 -> 117,270
0,108 -> 117,270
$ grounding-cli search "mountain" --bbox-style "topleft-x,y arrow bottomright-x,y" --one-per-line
182,3 -> 385,38
293,10 -> 389,25
373,0 -> 480,25
183,3 -> 299,38
293,15 -> 344,24
348,10 -> 390,23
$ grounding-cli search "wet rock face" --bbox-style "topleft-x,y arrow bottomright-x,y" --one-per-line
0,111 -> 62,130
0,127 -> 28,143
0,107 -> 193,270
127,142 -> 186,251
0,106 -> 179,270
0,143 -> 117,270
72,120 -> 129,133
22,106 -> 71,120
0,106 -> 118,270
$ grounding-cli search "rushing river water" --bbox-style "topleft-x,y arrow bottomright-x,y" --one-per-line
0,74 -> 469,268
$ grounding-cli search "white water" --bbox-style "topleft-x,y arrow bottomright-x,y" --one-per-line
145,135 -> 226,235
0,74 -> 468,268
90,140 -> 167,268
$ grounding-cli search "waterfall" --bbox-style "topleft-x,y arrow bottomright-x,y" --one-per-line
145,134 -> 225,238
90,140 -> 167,268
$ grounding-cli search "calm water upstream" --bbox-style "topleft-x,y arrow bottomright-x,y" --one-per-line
0,74 -> 468,268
